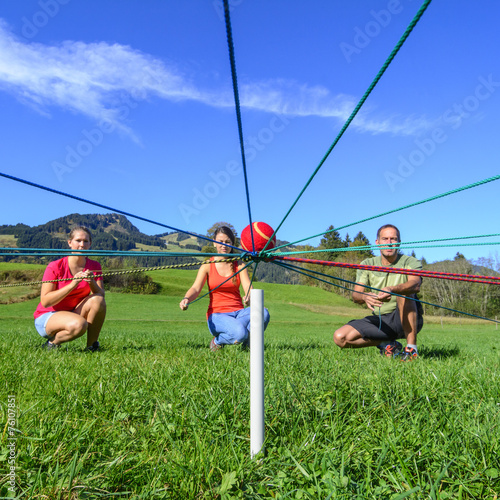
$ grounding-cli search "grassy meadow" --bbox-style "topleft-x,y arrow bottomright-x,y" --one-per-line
1,266 -> 499,499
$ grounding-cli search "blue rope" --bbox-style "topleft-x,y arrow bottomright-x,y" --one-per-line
223,0 -> 255,251
0,171 -> 241,253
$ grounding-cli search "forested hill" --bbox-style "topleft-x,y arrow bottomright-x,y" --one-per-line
0,213 -> 212,269
0,213 -> 193,251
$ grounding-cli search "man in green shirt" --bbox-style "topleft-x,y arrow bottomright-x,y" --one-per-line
333,224 -> 423,360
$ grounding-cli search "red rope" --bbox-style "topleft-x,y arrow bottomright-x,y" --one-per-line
275,256 -> 500,285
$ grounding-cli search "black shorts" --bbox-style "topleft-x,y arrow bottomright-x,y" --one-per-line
348,307 -> 424,341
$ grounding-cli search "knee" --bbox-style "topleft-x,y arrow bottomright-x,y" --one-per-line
233,325 -> 248,344
89,295 -> 106,314
333,328 -> 347,348
67,317 -> 88,337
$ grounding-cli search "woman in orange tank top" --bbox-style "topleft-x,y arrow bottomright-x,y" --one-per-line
180,226 -> 270,351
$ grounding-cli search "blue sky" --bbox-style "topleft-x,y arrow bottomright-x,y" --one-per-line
0,0 -> 499,265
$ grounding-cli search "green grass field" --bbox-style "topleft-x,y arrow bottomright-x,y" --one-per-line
1,267 -> 499,499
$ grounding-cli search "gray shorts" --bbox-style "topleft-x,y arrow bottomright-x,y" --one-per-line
348,307 -> 423,341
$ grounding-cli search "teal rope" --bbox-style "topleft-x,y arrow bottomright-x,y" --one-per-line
0,249 -> 226,257
273,174 -> 500,251
273,240 -> 500,257
265,0 -> 433,252
4,232 -> 498,259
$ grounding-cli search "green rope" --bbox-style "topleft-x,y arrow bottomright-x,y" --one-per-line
266,0 -> 433,251
273,174 -> 500,251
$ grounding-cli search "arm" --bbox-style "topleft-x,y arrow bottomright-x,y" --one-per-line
40,270 -> 96,308
352,275 -> 421,312
179,264 -> 209,310
385,274 -> 421,295
87,275 -> 105,297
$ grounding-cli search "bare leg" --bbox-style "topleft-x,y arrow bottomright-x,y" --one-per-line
75,295 -> 106,347
397,295 -> 418,346
333,325 -> 381,349
46,312 -> 88,345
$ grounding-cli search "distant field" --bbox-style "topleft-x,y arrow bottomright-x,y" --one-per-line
0,234 -> 17,247
1,263 -> 499,498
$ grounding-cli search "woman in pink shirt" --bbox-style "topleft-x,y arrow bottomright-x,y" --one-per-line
180,226 -> 270,351
34,226 -> 106,351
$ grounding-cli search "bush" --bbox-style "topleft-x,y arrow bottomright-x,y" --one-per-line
103,271 -> 160,294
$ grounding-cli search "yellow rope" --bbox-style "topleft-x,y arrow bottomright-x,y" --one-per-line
0,256 -> 249,289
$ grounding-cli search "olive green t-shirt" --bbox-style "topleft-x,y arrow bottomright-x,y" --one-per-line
356,254 -> 422,315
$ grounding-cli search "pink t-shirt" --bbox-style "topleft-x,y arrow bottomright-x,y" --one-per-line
33,257 -> 102,319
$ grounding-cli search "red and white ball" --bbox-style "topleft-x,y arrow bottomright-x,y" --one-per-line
240,222 -> 276,252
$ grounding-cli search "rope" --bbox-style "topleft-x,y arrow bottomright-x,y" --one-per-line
188,258 -> 254,305
223,0 -> 255,251
274,256 -> 500,285
273,174 -> 500,251
0,256 -> 249,289
0,171 -> 241,253
266,0 -> 433,251
274,259 -> 500,325
275,240 -> 500,257
0,249 -> 226,258
3,230 -> 499,258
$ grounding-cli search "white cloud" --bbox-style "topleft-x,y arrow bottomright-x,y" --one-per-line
0,20 -> 431,139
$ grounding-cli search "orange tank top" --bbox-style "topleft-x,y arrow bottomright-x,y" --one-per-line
206,259 -> 243,318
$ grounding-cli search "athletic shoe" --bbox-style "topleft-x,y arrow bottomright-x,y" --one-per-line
379,341 -> 402,358
399,346 -> 418,361
210,337 -> 222,352
42,340 -> 60,350
85,341 -> 100,352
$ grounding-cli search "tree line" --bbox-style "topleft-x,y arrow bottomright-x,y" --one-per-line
2,216 -> 499,317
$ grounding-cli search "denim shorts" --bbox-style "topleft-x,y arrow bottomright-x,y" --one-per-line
34,312 -> 57,339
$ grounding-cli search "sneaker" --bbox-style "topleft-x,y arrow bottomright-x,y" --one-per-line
85,341 -> 100,352
210,337 -> 222,352
42,340 -> 60,350
399,346 -> 418,361
379,341 -> 402,358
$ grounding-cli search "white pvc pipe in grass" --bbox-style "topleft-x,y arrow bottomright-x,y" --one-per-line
250,288 -> 264,459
